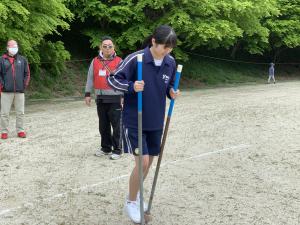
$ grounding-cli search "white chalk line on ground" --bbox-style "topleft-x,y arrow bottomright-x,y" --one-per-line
160,144 -> 251,167
0,144 -> 251,217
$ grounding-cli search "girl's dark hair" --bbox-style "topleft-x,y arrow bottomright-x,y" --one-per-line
142,25 -> 177,49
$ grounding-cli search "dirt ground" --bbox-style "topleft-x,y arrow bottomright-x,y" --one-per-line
0,81 -> 300,225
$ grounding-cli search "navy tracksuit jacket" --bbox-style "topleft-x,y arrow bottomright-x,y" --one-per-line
108,47 -> 176,131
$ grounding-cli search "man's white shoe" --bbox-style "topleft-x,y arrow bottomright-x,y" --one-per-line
124,200 -> 141,223
95,149 -> 111,157
110,153 -> 122,160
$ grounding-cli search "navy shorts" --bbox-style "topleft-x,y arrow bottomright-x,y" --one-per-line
122,126 -> 163,156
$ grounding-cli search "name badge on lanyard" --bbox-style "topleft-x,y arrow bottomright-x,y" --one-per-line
99,69 -> 106,77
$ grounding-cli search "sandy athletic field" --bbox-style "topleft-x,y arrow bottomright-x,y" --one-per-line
0,81 -> 300,225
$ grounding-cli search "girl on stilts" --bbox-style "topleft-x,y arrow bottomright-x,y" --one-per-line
108,25 -> 179,223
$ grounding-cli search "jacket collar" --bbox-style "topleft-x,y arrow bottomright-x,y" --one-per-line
3,53 -> 17,58
98,51 -> 116,61
143,46 -> 171,66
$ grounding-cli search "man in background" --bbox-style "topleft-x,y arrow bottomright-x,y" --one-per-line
0,40 -> 30,139
85,36 -> 123,160
268,62 -> 276,84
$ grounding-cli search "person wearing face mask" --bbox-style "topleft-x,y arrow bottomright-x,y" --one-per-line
0,40 -> 30,139
85,36 -> 123,160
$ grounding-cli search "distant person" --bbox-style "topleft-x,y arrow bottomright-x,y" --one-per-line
0,40 -> 30,139
85,36 -> 123,160
268,62 -> 276,84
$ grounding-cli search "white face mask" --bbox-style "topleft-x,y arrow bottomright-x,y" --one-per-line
8,47 -> 18,56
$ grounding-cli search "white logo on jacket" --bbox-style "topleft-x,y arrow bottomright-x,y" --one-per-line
162,74 -> 169,83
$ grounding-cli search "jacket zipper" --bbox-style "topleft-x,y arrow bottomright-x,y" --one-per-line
12,59 -> 16,92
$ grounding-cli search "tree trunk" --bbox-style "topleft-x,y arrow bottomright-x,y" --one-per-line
230,41 -> 240,59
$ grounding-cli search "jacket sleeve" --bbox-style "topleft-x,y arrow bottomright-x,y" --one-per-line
24,59 -> 30,88
107,54 -> 137,94
0,58 -> 4,89
0,58 -> 3,89
85,60 -> 94,97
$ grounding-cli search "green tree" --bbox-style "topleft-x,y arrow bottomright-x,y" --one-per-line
265,0 -> 300,61
68,0 -> 279,60
0,0 -> 72,74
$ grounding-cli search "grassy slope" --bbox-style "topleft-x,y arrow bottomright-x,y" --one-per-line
180,56 -> 300,89
27,61 -> 89,99
26,56 -> 300,99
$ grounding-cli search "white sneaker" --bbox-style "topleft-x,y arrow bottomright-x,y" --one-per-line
124,200 -> 141,223
136,192 -> 148,212
95,149 -> 111,157
110,153 -> 122,160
